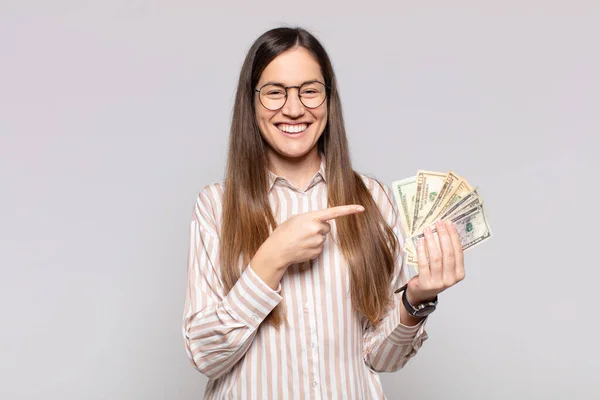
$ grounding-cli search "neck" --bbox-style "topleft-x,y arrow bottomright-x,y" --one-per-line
267,148 -> 321,190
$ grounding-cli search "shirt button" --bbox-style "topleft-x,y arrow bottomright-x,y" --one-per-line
312,381 -> 319,388
309,341 -> 315,349
304,302 -> 310,310
251,315 -> 260,324
301,263 -> 308,271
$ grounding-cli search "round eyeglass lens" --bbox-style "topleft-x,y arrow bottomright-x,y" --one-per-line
259,82 -> 326,110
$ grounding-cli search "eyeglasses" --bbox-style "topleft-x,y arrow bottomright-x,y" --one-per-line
255,81 -> 328,111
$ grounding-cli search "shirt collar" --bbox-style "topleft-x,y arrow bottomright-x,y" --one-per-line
268,152 -> 327,192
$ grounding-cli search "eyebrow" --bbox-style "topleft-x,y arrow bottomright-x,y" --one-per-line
261,79 -> 322,87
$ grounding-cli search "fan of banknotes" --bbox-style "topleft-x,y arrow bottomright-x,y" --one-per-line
391,170 -> 493,268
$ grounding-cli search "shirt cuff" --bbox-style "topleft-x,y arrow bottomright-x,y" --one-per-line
222,264 -> 283,330
382,296 -> 429,346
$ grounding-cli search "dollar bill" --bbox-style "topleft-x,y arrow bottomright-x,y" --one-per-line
393,170 -> 491,268
391,176 -> 417,239
439,188 -> 481,220
443,196 -> 483,221
411,171 -> 447,235
434,179 -> 474,222
403,237 -> 417,262
410,203 -> 493,254
415,171 -> 462,232
406,248 -> 419,269
411,193 -> 484,246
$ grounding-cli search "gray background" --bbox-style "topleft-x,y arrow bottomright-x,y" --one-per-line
1,1 -> 599,399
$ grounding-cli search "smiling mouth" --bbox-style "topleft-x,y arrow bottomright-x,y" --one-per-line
276,123 -> 310,133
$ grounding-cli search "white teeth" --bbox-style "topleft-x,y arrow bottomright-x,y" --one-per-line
277,123 -> 308,133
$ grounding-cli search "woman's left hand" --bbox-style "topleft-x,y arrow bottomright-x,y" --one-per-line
406,219 -> 466,305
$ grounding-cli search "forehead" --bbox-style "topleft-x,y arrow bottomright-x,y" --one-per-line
258,47 -> 324,86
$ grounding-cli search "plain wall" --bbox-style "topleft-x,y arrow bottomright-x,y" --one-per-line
1,1 -> 599,399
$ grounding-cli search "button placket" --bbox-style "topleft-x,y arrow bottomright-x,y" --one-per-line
301,296 -> 320,395
303,301 -> 321,397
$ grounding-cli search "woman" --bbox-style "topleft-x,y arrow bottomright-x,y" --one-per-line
182,27 -> 465,399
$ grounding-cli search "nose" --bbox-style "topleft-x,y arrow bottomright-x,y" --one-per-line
281,88 -> 305,118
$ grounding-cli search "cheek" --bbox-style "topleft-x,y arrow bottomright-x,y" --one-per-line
255,109 -> 274,132
314,112 -> 328,137
318,105 -> 328,119
317,108 -> 328,125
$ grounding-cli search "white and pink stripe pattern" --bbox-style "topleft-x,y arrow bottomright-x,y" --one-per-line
182,156 -> 429,399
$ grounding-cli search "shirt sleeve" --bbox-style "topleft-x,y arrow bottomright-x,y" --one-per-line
182,187 -> 283,379
362,181 -> 429,373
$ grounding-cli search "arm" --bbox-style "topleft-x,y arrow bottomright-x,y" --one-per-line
362,183 -> 429,373
362,265 -> 429,373
182,188 -> 283,379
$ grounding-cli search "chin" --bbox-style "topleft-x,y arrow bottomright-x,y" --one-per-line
270,142 -> 316,158
275,148 -> 313,159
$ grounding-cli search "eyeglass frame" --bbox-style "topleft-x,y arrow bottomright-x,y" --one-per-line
254,80 -> 329,111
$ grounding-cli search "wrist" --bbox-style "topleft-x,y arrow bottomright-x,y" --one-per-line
406,290 -> 437,306
402,288 -> 438,319
400,306 -> 425,325
256,240 -> 289,271
250,242 -> 289,291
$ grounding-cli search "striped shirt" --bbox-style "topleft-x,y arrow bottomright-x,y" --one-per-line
182,154 -> 429,399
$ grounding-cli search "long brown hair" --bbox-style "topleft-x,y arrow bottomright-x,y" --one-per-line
220,27 -> 399,327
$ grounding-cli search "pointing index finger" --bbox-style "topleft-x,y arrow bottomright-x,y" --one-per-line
313,205 -> 365,222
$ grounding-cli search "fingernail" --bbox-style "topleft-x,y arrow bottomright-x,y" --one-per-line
357,206 -> 365,212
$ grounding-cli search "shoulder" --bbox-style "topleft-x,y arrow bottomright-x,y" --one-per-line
192,180 -> 226,225
357,172 -> 394,204
356,172 -> 398,224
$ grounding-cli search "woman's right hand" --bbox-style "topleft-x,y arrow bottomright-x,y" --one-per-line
265,205 -> 366,270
